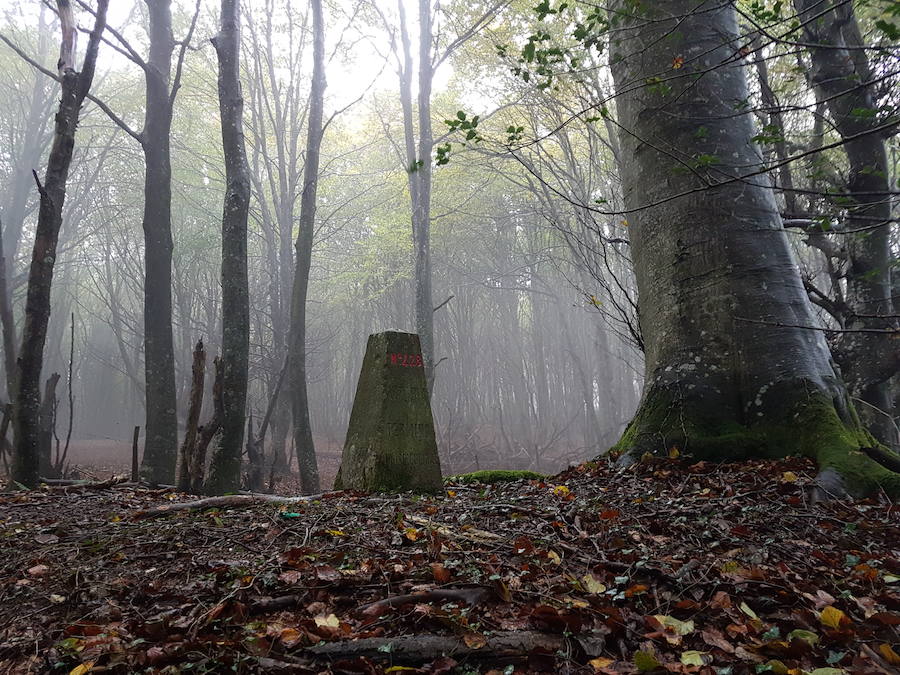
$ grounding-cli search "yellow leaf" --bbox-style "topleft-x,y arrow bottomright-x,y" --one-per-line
565,595 -> 590,608
547,550 -> 562,565
404,527 -> 420,541
680,650 -> 708,666
880,643 -> 900,665
314,613 -> 340,629
633,650 -> 661,672
786,629 -> 819,645
446,490 -> 456,498
819,605 -> 847,629
672,56 -> 685,69
781,471 -> 798,483
653,614 -> 695,635
551,485 -> 570,497
325,529 -> 345,537
739,602 -> 758,620
668,446 -> 680,459
589,657 -> 614,671
70,664 -> 94,675
582,573 -> 607,594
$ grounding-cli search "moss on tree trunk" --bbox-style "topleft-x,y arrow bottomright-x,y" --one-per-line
613,380 -> 900,496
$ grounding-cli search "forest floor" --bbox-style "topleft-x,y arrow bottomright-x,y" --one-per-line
0,456 -> 898,675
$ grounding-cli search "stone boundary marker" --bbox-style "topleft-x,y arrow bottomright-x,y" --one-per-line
334,331 -> 442,492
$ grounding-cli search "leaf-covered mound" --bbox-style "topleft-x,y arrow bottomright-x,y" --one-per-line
1,456 -> 898,674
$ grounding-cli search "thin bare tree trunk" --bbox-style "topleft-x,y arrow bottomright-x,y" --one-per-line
11,0 -> 108,488
205,0 -> 251,494
414,0 -> 436,393
288,0 -> 326,493
0,216 -> 17,401
139,0 -> 179,485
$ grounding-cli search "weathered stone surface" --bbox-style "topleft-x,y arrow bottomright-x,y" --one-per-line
334,331 -> 442,492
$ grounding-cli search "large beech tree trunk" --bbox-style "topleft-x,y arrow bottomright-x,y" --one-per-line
205,0 -> 251,494
607,0 -> 898,495
139,0 -> 179,485
11,0 -> 108,489
288,0 -> 325,493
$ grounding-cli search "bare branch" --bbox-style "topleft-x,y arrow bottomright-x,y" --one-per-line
0,28 -> 142,143
72,0 -> 147,70
169,0 -> 202,109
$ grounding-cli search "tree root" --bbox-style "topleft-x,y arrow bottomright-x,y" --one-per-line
861,446 -> 900,473
131,491 -> 340,519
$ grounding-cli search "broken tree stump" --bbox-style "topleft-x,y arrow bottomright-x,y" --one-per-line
334,331 -> 442,493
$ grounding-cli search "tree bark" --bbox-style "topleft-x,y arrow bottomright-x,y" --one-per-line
37,372 -> 60,479
397,0 -> 437,393
414,0 -> 436,393
607,0 -> 899,496
0,216 -> 18,402
139,0 -> 179,485
191,356 -> 224,493
792,0 -> 897,448
245,414 -> 264,491
204,0 -> 251,495
11,0 -> 108,489
287,0 -> 326,493
177,339 -> 205,491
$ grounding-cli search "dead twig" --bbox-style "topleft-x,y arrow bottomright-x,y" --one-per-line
131,491 -> 341,519
358,586 -> 492,616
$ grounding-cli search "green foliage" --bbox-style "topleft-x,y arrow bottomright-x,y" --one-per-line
506,125 -> 525,144
439,111 -> 483,165
644,76 -> 672,97
874,19 -> 900,40
746,0 -> 784,24
751,124 -> 786,145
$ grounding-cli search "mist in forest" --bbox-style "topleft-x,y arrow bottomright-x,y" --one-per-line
0,0 -> 643,483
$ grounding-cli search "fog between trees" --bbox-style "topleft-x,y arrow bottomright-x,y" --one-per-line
0,0 -> 896,491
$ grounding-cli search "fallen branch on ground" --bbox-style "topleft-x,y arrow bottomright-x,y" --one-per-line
131,491 -> 340,519
40,475 -> 129,489
249,594 -> 305,613
302,630 -> 569,663
358,587 -> 491,617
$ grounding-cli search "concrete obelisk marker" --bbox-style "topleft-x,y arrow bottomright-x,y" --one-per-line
334,331 -> 442,492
